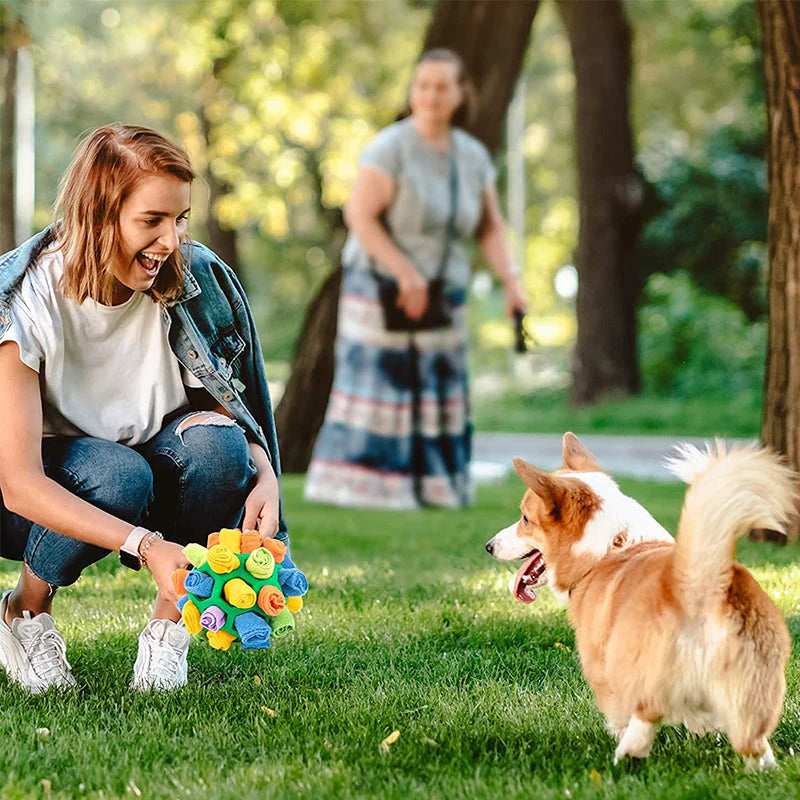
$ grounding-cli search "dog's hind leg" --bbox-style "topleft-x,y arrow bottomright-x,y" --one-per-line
739,739 -> 776,771
613,715 -> 657,764
719,646 -> 785,770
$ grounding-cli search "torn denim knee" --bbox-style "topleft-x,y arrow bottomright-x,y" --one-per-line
174,411 -> 240,445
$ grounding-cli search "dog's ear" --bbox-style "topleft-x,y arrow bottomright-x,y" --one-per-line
561,432 -> 602,472
513,457 -> 569,520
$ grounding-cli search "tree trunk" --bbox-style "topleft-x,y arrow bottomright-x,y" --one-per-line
0,13 -> 20,254
422,0 -> 541,151
559,0 -> 644,405
204,166 -> 240,276
275,0 -> 540,472
273,267 -> 342,471
757,0 -> 800,540
200,68 -> 240,277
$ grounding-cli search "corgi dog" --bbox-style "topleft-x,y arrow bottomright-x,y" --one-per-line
485,433 -> 796,768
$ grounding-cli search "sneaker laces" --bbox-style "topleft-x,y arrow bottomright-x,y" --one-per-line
148,638 -> 184,683
22,628 -> 72,683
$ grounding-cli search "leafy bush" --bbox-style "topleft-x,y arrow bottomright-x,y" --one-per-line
639,271 -> 765,398
639,124 -> 767,320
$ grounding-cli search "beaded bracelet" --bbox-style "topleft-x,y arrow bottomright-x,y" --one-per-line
139,531 -> 164,569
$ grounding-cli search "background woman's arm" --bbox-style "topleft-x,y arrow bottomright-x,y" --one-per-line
477,184 -> 527,318
344,165 -> 429,319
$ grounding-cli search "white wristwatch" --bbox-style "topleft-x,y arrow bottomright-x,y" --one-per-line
119,526 -> 151,571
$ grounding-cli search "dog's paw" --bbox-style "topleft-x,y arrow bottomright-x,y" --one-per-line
613,717 -> 656,764
743,743 -> 777,771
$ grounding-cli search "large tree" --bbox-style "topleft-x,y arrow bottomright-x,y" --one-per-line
757,0 -> 800,538
275,0 -> 540,471
558,0 -> 645,405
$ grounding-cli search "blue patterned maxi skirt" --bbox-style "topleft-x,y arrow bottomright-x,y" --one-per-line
304,267 -> 473,509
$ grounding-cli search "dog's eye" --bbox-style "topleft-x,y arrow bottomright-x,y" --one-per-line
522,515 -> 529,525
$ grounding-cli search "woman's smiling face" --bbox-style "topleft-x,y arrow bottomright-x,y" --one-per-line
409,60 -> 463,127
112,174 -> 191,304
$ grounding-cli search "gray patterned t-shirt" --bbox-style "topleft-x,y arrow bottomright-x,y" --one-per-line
341,117 -> 496,289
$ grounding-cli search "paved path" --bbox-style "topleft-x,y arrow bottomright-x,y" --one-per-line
472,432 -> 755,483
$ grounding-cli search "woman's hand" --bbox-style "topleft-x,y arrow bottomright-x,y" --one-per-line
242,474 -> 280,539
503,276 -> 527,319
145,538 -> 191,606
397,267 -> 429,320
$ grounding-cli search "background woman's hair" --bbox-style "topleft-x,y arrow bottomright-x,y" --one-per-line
55,124 -> 195,305
415,48 -> 478,130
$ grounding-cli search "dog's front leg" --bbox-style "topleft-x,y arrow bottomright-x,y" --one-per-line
613,716 -> 657,764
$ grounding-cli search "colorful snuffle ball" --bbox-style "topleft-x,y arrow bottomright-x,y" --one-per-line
170,528 -> 308,651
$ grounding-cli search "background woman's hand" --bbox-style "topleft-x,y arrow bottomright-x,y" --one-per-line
242,474 -> 280,539
145,538 -> 190,606
503,276 -> 527,319
397,267 -> 429,320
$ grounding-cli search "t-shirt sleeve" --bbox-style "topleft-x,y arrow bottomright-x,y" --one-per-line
359,126 -> 402,179
0,296 -> 44,373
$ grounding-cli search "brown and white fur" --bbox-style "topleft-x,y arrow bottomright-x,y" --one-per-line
485,432 -> 796,768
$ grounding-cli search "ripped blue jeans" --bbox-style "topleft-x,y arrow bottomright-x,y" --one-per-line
0,411 -> 258,587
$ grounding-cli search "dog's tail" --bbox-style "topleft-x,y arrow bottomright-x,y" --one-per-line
665,441 -> 797,616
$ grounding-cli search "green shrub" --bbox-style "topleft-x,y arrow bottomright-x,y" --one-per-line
639,270 -> 765,398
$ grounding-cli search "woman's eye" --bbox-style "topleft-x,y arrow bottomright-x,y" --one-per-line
145,218 -> 160,227
177,214 -> 189,224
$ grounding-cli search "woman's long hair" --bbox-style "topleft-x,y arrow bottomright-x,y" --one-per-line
55,124 -> 195,305
412,48 -> 478,130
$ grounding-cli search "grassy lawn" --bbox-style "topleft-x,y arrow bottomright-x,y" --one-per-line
473,388 -> 762,438
1,474 -> 799,799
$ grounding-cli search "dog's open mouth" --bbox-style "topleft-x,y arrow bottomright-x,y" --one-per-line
513,550 -> 547,603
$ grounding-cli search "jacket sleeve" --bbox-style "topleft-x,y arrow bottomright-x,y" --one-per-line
210,259 -> 292,549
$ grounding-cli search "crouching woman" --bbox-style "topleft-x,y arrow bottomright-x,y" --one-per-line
0,124 -> 290,692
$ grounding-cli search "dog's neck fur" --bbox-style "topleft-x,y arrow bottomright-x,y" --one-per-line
535,472 -> 671,601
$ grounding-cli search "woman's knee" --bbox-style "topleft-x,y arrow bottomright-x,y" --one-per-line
172,412 -> 254,492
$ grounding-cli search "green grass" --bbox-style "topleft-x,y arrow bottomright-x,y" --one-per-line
1,475 -> 799,799
473,388 -> 762,438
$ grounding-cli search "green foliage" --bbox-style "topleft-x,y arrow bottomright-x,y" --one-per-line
639,124 -> 767,320
1,476 -> 799,797
639,271 -> 765,399
18,0 -> 771,373
23,0 -> 429,361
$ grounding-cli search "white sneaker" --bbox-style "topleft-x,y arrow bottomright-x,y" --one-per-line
131,618 -> 190,691
0,589 -> 76,693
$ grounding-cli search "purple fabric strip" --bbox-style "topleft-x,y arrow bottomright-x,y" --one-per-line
199,605 -> 226,631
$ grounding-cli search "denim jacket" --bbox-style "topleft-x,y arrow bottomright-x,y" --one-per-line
0,225 -> 290,547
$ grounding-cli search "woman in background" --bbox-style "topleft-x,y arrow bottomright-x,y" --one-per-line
305,48 -> 526,509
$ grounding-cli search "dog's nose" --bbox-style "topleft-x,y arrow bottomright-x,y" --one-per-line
485,539 -> 495,555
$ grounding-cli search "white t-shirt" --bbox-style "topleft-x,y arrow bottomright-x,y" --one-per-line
0,246 -> 203,445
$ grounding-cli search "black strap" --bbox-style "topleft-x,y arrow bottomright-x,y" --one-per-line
433,145 -> 459,282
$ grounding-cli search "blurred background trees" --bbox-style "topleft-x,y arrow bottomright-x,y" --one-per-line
0,0 -> 769,449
